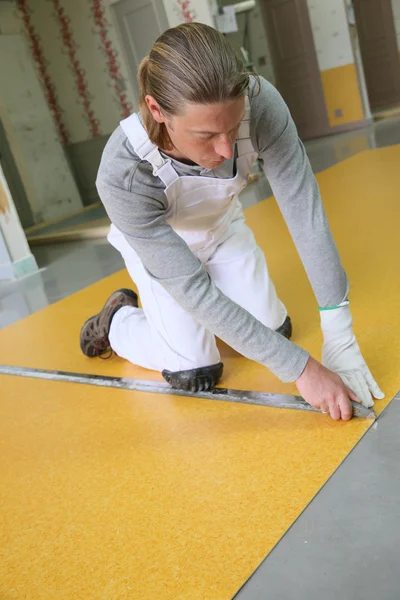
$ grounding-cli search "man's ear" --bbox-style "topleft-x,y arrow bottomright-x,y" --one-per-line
145,95 -> 164,123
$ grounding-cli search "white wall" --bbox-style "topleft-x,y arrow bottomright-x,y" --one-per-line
162,0 -> 214,27
13,0 -> 216,146
18,0 -> 213,145
307,0 -> 354,71
1,0 -> 223,154
28,0 -> 137,144
0,34 -> 83,224
0,0 -> 220,231
0,1 -> 22,34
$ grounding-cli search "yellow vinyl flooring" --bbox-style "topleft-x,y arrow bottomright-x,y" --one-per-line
1,147 -> 400,599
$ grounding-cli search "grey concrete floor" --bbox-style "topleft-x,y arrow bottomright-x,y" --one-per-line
234,395 -> 400,600
0,239 -> 124,329
1,116 -> 400,599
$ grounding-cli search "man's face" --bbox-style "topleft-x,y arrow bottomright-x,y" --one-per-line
146,95 -> 246,169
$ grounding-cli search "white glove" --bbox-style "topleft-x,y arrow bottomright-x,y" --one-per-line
320,302 -> 385,408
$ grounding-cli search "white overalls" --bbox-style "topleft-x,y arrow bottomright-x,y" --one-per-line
108,99 -> 287,372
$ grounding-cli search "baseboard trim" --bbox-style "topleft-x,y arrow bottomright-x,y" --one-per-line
25,202 -> 102,235
329,119 -> 372,134
28,225 -> 110,246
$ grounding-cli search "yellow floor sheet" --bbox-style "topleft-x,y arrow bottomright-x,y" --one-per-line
0,376 -> 371,600
0,147 -> 399,598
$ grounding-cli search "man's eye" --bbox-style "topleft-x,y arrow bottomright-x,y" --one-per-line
198,134 -> 213,140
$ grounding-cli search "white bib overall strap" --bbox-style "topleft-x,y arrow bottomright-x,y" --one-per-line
120,113 -> 179,188
237,96 -> 254,157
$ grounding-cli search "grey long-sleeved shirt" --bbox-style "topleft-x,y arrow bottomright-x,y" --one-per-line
96,77 -> 348,383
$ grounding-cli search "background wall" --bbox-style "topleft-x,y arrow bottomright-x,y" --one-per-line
306,0 -> 364,127
1,0 -> 394,229
15,0 -> 136,146
163,0 -> 213,27
3,0 -> 212,212
13,0 -> 213,147
3,0 -> 395,150
0,4 -> 83,225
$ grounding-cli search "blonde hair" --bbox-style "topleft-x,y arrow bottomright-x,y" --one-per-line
138,22 -> 255,150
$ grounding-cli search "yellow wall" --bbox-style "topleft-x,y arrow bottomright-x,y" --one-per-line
321,63 -> 364,127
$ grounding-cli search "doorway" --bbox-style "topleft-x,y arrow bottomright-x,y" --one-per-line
353,0 -> 400,112
258,0 -> 330,139
112,0 -> 169,105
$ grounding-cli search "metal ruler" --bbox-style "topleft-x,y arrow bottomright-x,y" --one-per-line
0,364 -> 375,418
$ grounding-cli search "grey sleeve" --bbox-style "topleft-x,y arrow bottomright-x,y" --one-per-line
250,77 -> 349,308
96,172 -> 309,383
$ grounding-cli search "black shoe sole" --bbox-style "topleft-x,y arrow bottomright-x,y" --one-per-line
80,288 -> 138,357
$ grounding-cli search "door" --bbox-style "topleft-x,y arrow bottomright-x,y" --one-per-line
258,0 -> 330,139
112,0 -> 169,105
353,0 -> 400,111
0,119 -> 34,229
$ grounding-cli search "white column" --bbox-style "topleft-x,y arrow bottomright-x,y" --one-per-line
0,164 -> 38,280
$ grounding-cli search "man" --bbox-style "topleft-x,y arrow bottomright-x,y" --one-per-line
80,23 -> 384,420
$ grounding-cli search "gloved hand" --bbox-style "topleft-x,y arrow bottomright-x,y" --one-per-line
320,302 -> 384,408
